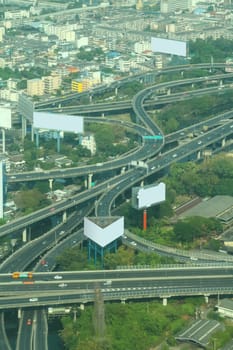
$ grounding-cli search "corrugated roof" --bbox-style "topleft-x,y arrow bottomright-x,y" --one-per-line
180,196 -> 233,219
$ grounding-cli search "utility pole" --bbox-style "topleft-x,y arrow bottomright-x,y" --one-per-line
93,287 -> 106,345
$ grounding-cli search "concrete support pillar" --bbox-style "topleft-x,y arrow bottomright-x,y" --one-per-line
31,124 -> 34,142
219,79 -> 223,87
121,167 -> 126,174
222,138 -> 226,147
167,88 -> 171,95
56,131 -> 60,153
88,173 -> 93,188
115,87 -> 118,96
101,113 -> 105,118
35,129 -> 39,148
163,298 -> 167,306
84,178 -> 88,189
22,228 -> 27,242
89,94 -> 92,102
121,299 -> 126,304
79,304 -> 85,310
21,116 -> 27,139
49,178 -> 54,193
204,295 -> 209,304
62,211 -> 67,223
197,151 -> 201,160
18,308 -> 22,319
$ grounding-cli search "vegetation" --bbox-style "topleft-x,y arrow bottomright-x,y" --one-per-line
152,91 -> 233,134
60,298 -> 203,350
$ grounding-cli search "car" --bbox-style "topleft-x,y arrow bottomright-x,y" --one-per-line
197,141 -> 202,145
59,230 -> 65,236
27,318 -> 32,326
104,280 -> 112,286
29,297 -> 38,302
58,283 -> 67,288
172,154 -> 177,158
130,241 -> 137,246
54,275 -> 62,280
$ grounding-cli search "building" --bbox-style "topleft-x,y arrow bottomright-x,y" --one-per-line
160,0 -> 192,13
27,78 -> 44,96
42,74 -> 62,94
80,133 -> 96,155
216,299 -> 233,319
71,80 -> 83,93
179,195 -> 233,224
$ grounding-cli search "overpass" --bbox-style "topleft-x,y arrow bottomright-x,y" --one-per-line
1,264 -> 233,309
2,63 -> 233,349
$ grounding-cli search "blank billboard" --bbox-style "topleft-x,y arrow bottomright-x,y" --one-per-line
132,182 -> 166,210
151,37 -> 187,57
84,217 -> 124,247
0,107 -> 11,129
18,93 -> 34,122
33,111 -> 84,133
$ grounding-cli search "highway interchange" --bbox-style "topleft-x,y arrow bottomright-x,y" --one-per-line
1,63 -> 233,349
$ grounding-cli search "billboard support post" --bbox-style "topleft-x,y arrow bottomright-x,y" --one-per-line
1,129 -> 5,154
143,209 -> 147,231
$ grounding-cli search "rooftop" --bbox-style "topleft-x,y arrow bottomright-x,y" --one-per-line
180,195 -> 233,221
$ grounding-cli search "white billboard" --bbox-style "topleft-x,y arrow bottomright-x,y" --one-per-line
84,216 -> 124,247
33,111 -> 84,133
151,37 -> 187,57
0,107 -> 11,129
132,182 -> 166,210
18,93 -> 34,122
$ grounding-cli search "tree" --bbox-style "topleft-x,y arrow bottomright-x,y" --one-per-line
14,189 -> 49,213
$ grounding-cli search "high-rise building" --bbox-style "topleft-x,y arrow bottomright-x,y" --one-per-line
160,0 -> 192,13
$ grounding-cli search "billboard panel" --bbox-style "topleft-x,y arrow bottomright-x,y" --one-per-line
0,107 -> 11,129
151,37 -> 187,57
18,93 -> 34,122
132,182 -> 166,210
33,111 -> 84,133
84,217 -> 124,247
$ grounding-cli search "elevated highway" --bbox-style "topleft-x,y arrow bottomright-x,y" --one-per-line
2,63 -> 233,349
1,265 -> 233,309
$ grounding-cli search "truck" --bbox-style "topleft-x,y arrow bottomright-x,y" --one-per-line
12,272 -> 20,279
11,272 -> 33,279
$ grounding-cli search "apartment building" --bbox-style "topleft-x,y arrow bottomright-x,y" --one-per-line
27,78 -> 44,96
42,74 -> 62,94
160,0 -> 192,13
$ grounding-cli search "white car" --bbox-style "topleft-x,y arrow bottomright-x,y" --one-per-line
29,297 -> 38,302
58,283 -> 67,288
54,275 -> 62,280
130,241 -> 137,246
